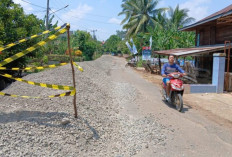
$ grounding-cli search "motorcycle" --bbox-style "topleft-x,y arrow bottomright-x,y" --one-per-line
161,72 -> 184,112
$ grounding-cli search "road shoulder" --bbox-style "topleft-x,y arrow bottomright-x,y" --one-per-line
132,66 -> 232,127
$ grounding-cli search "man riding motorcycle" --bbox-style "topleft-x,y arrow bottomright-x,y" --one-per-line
161,55 -> 186,102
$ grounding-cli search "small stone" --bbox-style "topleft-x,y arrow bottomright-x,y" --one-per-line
60,118 -> 71,125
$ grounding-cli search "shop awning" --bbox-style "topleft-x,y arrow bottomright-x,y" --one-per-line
154,45 -> 225,56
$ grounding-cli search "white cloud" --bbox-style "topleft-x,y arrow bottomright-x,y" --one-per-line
61,4 -> 92,24
180,0 -> 212,21
13,0 -> 33,14
108,18 -> 121,25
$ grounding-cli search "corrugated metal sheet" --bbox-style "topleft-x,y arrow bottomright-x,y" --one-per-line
154,45 -> 225,56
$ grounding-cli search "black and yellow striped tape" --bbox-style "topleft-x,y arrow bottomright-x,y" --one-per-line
0,27 -> 67,67
0,62 -> 84,72
0,23 -> 67,52
0,23 -> 81,99
72,61 -> 84,72
0,73 -> 74,91
0,63 -> 68,71
0,89 -> 75,99
0,73 -> 76,98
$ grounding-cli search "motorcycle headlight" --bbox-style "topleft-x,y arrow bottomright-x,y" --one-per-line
173,74 -> 180,78
171,84 -> 184,90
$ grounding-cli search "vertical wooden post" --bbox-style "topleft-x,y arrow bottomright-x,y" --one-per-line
158,55 -> 161,75
183,56 -> 186,70
175,56 -> 179,65
224,41 -> 231,92
67,24 -> 78,118
226,47 -> 230,92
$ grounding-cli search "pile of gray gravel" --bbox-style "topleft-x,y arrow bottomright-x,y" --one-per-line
0,55 -> 167,156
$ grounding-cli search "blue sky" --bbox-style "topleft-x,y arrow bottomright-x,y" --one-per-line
13,0 -> 232,41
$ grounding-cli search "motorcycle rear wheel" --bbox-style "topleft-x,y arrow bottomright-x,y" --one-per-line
175,93 -> 183,112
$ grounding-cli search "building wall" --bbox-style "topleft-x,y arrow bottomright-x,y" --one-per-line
196,27 -> 211,46
216,25 -> 232,44
196,23 -> 232,46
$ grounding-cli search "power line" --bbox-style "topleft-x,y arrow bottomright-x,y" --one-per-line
57,5 -> 122,25
21,0 -> 57,10
52,0 -> 121,19
21,0 -> 122,22
52,0 -> 67,9
65,15 -> 120,25
49,5 -> 69,15
64,6 -> 121,19
90,30 -> 97,40
21,0 -> 46,9
21,0 -> 121,29
50,9 -> 66,24
50,0 -> 67,13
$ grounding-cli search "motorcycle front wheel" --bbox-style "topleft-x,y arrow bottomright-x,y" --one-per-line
161,88 -> 167,101
175,93 -> 183,112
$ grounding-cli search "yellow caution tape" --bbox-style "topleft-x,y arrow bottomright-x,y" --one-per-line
72,61 -> 84,72
0,63 -> 68,71
0,73 -> 76,98
0,28 -> 67,67
0,73 -> 74,91
0,89 -> 75,99
0,23 -> 82,99
0,62 -> 83,72
0,23 -> 67,52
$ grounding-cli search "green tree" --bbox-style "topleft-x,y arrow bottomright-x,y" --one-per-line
117,40 -> 130,54
153,12 -> 168,28
70,30 -> 102,60
0,0 -> 43,68
104,35 -> 121,52
144,25 -> 195,51
168,5 -> 195,29
40,14 -> 58,31
116,30 -> 126,40
118,0 -> 167,38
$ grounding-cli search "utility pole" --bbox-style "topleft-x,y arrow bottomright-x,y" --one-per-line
91,30 -> 97,40
46,0 -> 50,31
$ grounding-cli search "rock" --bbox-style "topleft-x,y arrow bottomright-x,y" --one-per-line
60,118 -> 71,125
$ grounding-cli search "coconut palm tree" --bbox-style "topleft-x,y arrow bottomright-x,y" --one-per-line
153,11 -> 168,29
168,5 -> 195,29
118,0 -> 167,37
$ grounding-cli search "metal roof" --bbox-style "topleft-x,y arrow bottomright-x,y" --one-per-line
180,4 -> 232,31
154,45 -> 225,56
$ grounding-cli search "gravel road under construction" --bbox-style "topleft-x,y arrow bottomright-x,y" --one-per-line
0,56 -> 168,156
1,55 -> 232,157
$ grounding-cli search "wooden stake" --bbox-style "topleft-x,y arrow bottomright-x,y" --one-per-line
225,41 -> 231,92
67,24 -> 78,118
158,55 -> 161,75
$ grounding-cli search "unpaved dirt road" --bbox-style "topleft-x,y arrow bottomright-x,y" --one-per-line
0,55 -> 232,156
108,55 -> 232,157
